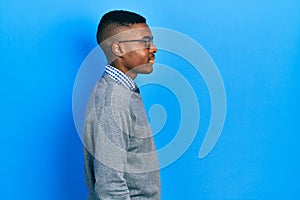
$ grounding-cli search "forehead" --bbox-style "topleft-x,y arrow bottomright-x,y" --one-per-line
100,23 -> 152,47
115,23 -> 152,40
128,23 -> 151,34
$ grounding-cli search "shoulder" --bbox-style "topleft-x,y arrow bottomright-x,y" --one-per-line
88,73 -> 142,113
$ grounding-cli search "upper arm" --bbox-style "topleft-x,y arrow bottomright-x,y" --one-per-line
91,106 -> 132,199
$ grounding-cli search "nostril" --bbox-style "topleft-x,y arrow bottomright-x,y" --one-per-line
151,44 -> 157,52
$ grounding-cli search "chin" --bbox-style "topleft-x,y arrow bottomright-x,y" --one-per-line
142,65 -> 153,74
136,64 -> 153,74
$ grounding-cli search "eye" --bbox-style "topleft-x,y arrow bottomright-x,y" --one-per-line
143,36 -> 153,48
144,36 -> 153,42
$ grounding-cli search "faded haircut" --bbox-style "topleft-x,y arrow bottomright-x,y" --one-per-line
96,10 -> 146,44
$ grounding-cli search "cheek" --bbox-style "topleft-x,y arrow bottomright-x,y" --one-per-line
127,50 -> 149,65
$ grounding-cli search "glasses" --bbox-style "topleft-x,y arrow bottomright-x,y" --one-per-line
118,36 -> 154,49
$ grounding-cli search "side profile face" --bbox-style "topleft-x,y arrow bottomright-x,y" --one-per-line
109,23 -> 157,79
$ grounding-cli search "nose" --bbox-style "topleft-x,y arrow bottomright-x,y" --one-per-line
149,42 -> 157,53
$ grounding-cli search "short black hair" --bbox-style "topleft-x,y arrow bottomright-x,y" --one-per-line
96,10 -> 146,44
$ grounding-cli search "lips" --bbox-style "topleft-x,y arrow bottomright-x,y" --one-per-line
149,55 -> 155,64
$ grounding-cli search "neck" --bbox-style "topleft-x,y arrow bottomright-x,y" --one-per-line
110,61 -> 137,79
125,70 -> 137,79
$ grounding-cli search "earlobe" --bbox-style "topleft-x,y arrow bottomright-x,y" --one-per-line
111,42 -> 123,57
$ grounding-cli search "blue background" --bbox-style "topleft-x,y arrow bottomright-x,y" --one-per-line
1,0 -> 299,199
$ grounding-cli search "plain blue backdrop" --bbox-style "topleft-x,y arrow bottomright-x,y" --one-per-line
1,0 -> 299,199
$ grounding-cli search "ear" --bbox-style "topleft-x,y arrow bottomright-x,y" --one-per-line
111,42 -> 123,57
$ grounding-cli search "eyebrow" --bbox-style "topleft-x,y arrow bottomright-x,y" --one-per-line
142,35 -> 153,39
118,36 -> 153,44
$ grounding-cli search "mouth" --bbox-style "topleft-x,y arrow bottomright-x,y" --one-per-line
148,55 -> 155,64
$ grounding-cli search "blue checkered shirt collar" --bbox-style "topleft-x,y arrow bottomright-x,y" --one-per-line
105,65 -> 138,92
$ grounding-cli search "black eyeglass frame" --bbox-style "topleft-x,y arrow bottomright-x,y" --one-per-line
118,36 -> 154,49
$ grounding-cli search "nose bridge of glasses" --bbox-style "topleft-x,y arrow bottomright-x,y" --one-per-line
145,36 -> 154,48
